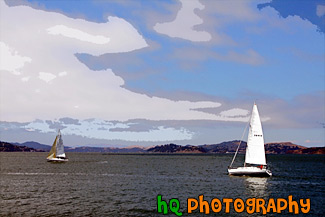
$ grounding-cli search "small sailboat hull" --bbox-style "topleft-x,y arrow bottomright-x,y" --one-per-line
47,157 -> 68,162
228,167 -> 272,177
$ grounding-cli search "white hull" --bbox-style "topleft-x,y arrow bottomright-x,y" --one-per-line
228,166 -> 272,177
47,157 -> 68,162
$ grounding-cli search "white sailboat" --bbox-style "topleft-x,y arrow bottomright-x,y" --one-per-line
228,103 -> 272,177
47,130 -> 68,162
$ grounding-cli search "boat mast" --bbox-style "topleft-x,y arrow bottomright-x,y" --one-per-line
229,120 -> 249,168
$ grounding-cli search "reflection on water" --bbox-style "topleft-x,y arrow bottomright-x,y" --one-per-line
245,177 -> 269,197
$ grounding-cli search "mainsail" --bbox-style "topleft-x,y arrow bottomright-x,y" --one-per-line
56,131 -> 66,158
245,104 -> 266,165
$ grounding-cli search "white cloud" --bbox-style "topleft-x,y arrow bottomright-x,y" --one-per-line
47,25 -> 110,44
23,120 -> 53,133
316,5 -> 325,17
220,108 -> 249,117
58,71 -> 67,77
39,72 -> 56,83
0,41 -> 32,75
154,0 -> 211,42
165,0 -> 261,45
0,1 -> 247,125
153,0 -> 265,65
22,119 -> 194,142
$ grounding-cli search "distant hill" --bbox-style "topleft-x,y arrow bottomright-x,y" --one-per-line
0,141 -> 44,152
12,141 -> 147,153
147,143 -> 206,153
15,141 -> 52,152
200,140 -> 246,153
264,142 -> 306,154
147,141 -> 324,155
1,140 -> 324,154
286,147 -> 325,154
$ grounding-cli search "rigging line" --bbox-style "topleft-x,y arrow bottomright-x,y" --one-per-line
229,120 -> 250,168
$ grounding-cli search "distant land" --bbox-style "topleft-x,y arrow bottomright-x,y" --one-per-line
147,141 -> 325,155
0,141 -> 45,152
0,140 -> 324,154
13,141 -> 52,152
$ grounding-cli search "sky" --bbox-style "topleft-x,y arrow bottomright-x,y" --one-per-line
0,0 -> 324,148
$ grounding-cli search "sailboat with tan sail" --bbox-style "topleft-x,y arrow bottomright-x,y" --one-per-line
47,130 -> 68,162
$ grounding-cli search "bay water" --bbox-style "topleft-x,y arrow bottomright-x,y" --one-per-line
0,153 -> 324,216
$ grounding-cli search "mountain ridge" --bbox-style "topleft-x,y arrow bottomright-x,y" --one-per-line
0,141 -> 45,152
2,140 -> 324,154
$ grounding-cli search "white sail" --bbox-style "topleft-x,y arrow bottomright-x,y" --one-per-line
56,130 -> 66,158
245,104 -> 266,165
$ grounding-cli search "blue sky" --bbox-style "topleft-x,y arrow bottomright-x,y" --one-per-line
0,0 -> 324,147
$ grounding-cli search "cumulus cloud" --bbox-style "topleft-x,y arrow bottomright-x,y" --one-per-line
0,42 -> 32,75
0,1 -> 323,148
150,0 -> 265,66
47,25 -> 110,44
154,0 -> 211,42
220,108 -> 250,117
58,71 -> 68,77
38,72 -> 57,83
0,1 -> 234,124
14,119 -> 194,142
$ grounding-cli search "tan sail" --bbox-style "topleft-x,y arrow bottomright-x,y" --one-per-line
47,136 -> 58,159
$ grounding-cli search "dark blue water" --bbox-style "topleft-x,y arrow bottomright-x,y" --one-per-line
0,153 -> 324,216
